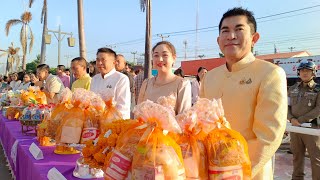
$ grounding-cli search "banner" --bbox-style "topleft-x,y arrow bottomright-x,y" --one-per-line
274,55 -> 320,78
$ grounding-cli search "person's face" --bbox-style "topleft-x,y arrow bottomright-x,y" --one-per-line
217,15 -> 260,61
299,68 -> 314,82
11,75 -> 18,81
198,69 -> 208,81
71,62 -> 86,79
23,74 -> 31,83
115,56 -> 126,71
36,69 -> 48,81
152,44 -> 176,74
56,68 -> 63,75
65,71 -> 70,76
30,74 -> 38,83
96,52 -> 116,75
125,65 -> 131,72
89,64 -> 95,73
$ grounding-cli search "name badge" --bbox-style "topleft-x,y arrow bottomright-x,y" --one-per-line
29,142 -> 44,160
47,167 -> 67,180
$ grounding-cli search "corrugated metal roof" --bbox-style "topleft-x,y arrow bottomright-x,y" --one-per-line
181,51 -> 310,75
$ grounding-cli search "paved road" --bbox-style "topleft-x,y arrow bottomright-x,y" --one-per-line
275,143 -> 312,180
0,144 -> 13,180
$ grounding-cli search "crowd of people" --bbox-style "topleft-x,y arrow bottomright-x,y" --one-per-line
0,7 -> 318,180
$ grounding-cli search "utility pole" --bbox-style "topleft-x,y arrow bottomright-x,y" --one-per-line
157,34 -> 169,41
183,40 -> 188,60
274,44 -> 278,54
47,25 -> 73,65
195,0 -> 199,59
131,51 -> 138,64
77,0 -> 87,60
64,54 -> 72,68
288,47 -> 295,52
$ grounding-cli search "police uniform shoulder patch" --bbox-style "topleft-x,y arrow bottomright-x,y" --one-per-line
314,84 -> 320,92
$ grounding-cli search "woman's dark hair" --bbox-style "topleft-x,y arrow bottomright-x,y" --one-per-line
89,60 -> 97,77
152,41 -> 176,57
174,68 -> 184,78
17,71 -> 25,81
196,67 -> 207,82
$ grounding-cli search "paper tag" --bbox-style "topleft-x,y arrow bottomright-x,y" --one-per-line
11,140 -> 19,169
60,126 -> 82,144
104,129 -> 112,138
47,167 -> 67,180
29,142 -> 44,160
301,123 -> 312,128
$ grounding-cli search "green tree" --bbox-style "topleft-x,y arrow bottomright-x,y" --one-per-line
49,68 -> 56,75
5,11 -> 34,70
26,55 -> 40,73
26,55 -> 57,75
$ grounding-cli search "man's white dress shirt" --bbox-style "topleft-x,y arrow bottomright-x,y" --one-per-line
90,68 -> 131,119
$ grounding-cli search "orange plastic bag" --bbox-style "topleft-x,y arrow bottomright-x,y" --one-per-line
176,107 -> 208,179
36,91 -> 47,104
47,104 -> 70,138
104,121 -> 146,180
6,107 -> 22,120
98,100 -> 123,134
21,91 -> 36,105
55,107 -> 85,144
80,110 -> 100,144
132,127 -> 185,180
131,100 -> 185,179
205,123 -> 251,180
178,134 -> 208,179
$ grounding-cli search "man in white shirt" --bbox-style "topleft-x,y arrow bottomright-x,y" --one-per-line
90,48 -> 131,119
37,64 -> 65,104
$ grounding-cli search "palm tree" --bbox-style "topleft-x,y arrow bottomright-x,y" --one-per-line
0,42 -> 21,74
29,0 -> 47,64
140,0 -> 152,79
5,11 -> 34,70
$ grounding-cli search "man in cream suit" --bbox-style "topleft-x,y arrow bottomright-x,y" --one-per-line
200,7 -> 287,179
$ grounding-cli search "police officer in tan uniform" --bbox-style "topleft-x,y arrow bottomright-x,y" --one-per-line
288,61 -> 320,180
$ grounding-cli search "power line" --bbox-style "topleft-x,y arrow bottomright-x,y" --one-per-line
90,5 -> 320,57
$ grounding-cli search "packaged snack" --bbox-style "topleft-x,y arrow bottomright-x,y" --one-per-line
6,107 -> 22,120
47,104 -> 70,138
131,100 -> 185,180
55,107 -> 85,144
206,124 -> 251,180
176,109 -> 208,179
104,122 -> 146,179
98,99 -> 122,134
195,98 -> 251,179
81,120 -> 138,169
